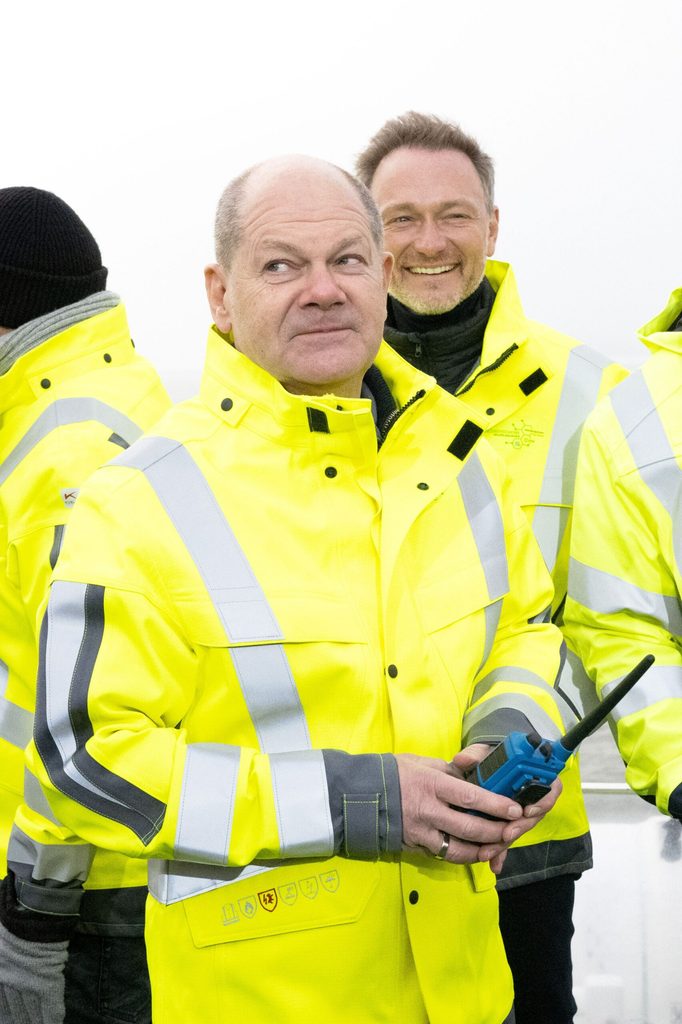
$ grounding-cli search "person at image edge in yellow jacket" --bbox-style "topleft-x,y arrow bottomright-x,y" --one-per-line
565,288 -> 682,822
0,187 -> 170,1024
20,158 -> 567,1023
356,112 -> 629,1024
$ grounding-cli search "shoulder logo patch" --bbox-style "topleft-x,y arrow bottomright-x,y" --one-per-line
61,488 -> 80,507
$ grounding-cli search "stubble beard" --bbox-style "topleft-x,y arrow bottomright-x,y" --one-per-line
388,269 -> 483,316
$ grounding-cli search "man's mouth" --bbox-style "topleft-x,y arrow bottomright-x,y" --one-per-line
406,264 -> 457,276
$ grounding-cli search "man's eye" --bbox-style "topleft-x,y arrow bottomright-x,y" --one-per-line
264,261 -> 290,273
387,215 -> 413,225
336,254 -> 365,266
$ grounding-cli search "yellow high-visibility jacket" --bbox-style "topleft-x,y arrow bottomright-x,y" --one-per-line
448,260 -> 628,885
28,327 -> 566,1024
0,302 -> 170,902
565,288 -> 682,819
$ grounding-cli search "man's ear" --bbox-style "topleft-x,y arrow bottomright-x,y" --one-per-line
204,263 -> 232,333
486,207 -> 500,258
381,251 -> 394,289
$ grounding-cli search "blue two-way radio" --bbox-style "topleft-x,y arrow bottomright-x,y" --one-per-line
464,654 -> 654,805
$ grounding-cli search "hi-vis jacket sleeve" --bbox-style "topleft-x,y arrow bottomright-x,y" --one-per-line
564,394 -> 682,818
461,457 -> 571,750
27,472 -> 402,868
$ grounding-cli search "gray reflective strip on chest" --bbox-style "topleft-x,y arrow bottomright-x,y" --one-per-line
0,659 -> 33,748
610,372 -> 682,579
457,453 -> 508,601
569,558 -> 682,636
603,663 -> 682,721
456,452 -> 508,672
116,436 -> 331,897
0,398 -> 143,486
532,347 -> 605,573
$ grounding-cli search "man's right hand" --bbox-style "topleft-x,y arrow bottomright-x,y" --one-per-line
396,752 -> 562,873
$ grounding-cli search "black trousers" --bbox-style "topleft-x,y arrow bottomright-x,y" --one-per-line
498,874 -> 578,1024
65,933 -> 151,1024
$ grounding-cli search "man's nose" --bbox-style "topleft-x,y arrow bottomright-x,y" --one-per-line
300,265 -> 346,308
412,220 -> 448,257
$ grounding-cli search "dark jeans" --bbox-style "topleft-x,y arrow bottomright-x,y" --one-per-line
65,933 -> 151,1024
498,874 -> 578,1024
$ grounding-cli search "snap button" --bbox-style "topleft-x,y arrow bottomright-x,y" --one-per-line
221,398 -> 233,412
387,664 -> 398,678
417,482 -> 429,490
103,353 -> 112,363
40,378 -> 51,389
324,467 -> 338,478
408,890 -> 419,905
486,407 -> 495,416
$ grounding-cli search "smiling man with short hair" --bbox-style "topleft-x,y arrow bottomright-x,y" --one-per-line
357,111 -> 629,1024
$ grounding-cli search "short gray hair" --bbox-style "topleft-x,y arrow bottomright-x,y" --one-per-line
214,161 -> 384,270
356,111 -> 495,212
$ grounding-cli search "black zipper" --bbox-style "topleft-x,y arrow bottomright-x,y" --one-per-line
455,343 -> 518,396
379,389 -> 426,445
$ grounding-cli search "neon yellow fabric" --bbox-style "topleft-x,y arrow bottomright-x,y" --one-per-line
565,289 -> 682,814
29,328 -> 565,1023
452,261 -> 628,869
0,303 -> 170,878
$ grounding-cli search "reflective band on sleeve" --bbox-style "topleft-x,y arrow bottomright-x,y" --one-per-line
471,666 -> 575,731
463,693 -> 562,743
35,580 -> 166,842
270,750 -> 334,857
49,523 -> 65,570
230,645 -> 311,753
0,398 -> 143,485
22,767 -> 61,824
603,663 -> 682,721
532,346 -> 605,573
569,558 -> 682,635
480,599 -> 502,672
8,826 -> 94,884
0,683 -> 33,750
457,452 -> 509,601
114,436 -> 282,643
174,743 -> 240,863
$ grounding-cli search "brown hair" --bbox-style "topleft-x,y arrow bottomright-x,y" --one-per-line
355,112 -> 495,211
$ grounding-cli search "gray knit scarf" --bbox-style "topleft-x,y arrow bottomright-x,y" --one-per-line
0,291 -> 120,377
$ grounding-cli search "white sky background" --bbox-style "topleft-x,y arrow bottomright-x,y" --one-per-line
5,0 -> 681,399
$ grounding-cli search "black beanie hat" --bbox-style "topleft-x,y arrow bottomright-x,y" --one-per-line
0,187 -> 108,329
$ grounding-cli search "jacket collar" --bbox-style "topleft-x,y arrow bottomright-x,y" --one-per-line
638,287 -> 682,357
0,304 -> 133,413
199,325 -> 482,459
480,260 -> 532,364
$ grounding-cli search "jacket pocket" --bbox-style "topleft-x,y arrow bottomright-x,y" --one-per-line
182,858 -> 380,947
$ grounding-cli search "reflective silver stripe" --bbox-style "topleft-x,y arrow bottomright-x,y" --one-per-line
556,647 -> 600,719
270,750 -> 334,857
230,646 -> 311,753
148,858 -> 272,905
114,436 -> 282,643
532,346 -> 605,572
7,825 -> 94,883
116,436 -> 333,901
603,663 -> 682,721
457,452 -> 509,601
472,666 -> 575,731
463,693 -> 563,742
610,371 -> 682,578
175,744 -> 240,862
569,558 -> 682,635
23,767 -> 61,825
0,694 -> 33,750
45,581 -> 130,810
0,398 -> 143,485
480,599 -> 502,672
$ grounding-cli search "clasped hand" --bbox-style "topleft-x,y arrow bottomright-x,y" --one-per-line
396,745 -> 562,874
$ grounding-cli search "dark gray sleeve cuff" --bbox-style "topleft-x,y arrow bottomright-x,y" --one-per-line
321,751 -> 402,859
464,709 -> 535,745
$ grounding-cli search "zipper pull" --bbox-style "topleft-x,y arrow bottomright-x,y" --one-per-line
414,341 -> 422,358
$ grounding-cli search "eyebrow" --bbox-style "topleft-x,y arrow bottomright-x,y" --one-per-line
382,200 -> 477,216
259,235 -> 369,259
